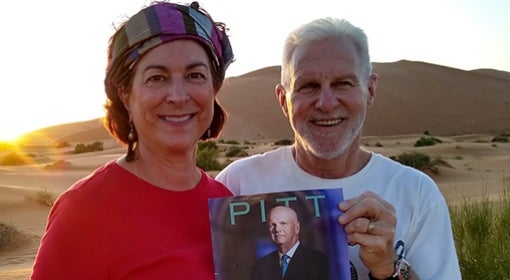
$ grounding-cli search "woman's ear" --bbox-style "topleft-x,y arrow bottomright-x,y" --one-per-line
118,87 -> 131,112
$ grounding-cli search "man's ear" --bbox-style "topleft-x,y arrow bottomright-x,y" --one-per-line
366,73 -> 378,107
275,84 -> 289,118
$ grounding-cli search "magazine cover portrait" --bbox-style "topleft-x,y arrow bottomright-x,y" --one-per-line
209,188 -> 350,280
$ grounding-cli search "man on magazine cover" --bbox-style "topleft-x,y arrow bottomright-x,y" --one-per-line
250,206 -> 329,280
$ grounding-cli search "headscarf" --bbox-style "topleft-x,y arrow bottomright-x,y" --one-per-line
105,1 -> 234,99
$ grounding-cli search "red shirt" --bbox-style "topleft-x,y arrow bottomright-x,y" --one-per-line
32,161 -> 232,279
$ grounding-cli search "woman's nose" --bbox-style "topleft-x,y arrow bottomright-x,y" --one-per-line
165,78 -> 189,104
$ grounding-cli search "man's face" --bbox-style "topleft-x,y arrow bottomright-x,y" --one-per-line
277,38 -> 377,160
267,207 -> 300,248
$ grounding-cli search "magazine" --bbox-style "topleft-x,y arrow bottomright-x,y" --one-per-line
208,188 -> 350,280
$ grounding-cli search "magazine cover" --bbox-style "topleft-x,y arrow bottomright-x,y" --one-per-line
209,188 -> 350,280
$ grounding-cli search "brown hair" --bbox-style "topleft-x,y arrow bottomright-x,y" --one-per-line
102,1 -> 231,161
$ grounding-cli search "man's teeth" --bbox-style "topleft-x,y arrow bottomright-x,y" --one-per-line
314,119 -> 342,126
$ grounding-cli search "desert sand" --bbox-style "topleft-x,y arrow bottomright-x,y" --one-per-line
1,61 -> 509,279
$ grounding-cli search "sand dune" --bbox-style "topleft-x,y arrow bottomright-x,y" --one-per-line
218,60 -> 510,140
1,61 -> 509,279
22,60 -> 509,144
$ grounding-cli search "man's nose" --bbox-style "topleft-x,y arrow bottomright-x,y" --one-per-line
315,87 -> 339,112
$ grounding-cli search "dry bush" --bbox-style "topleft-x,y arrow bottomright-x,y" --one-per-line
0,223 -> 29,251
25,188 -> 55,207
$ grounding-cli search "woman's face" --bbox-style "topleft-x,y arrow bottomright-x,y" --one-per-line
122,40 -> 215,154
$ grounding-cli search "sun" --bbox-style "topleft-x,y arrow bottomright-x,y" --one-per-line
0,126 -> 32,143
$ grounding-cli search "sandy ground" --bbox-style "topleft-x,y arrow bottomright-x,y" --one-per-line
0,134 -> 509,279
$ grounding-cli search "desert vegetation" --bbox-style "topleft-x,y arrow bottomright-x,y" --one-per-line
1,132 -> 509,280
0,140 -> 105,166
73,141 -> 104,154
196,141 -> 224,171
414,136 -> 442,147
491,133 -> 509,143
196,140 -> 253,171
0,152 -> 26,166
390,151 -> 451,175
449,177 -> 510,279
25,188 -> 56,207
0,223 -> 28,252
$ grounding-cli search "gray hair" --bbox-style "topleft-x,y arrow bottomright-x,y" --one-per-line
281,18 -> 372,88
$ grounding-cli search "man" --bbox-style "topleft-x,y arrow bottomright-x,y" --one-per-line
216,18 -> 461,279
250,206 -> 328,280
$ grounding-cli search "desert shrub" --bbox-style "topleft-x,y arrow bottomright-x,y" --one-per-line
196,141 -> 222,171
243,140 -> 255,145
274,139 -> 293,146
0,223 -> 27,251
491,135 -> 509,143
390,152 -> 441,174
74,141 -> 103,154
0,152 -> 25,166
225,146 -> 249,157
0,223 -> 16,250
55,141 -> 69,148
198,140 -> 218,150
450,179 -> 510,279
44,160 -> 72,170
224,140 -> 240,145
26,188 -> 55,207
414,136 -> 442,147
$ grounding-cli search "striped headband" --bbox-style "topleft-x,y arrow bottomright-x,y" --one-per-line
105,1 -> 233,95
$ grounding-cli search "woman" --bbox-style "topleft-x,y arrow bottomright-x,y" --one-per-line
31,2 -> 234,279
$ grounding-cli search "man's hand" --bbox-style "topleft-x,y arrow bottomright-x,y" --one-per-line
338,191 -> 397,279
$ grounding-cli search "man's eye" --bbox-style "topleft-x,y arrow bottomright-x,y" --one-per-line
297,83 -> 319,93
302,83 -> 317,89
334,80 -> 353,89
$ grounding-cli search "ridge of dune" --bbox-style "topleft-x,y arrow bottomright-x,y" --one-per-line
17,60 -> 510,144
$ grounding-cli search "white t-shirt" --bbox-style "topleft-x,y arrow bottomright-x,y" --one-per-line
216,146 -> 461,280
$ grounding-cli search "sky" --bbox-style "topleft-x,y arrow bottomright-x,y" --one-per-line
1,0 -> 509,141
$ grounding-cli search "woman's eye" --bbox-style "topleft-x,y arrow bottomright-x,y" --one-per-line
188,72 -> 206,80
144,75 -> 168,87
147,75 -> 166,83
